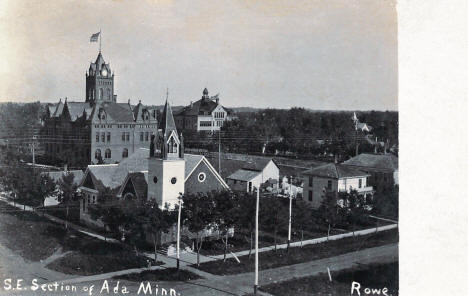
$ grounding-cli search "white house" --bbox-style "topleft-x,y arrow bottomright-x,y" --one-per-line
302,163 -> 373,209
226,159 -> 279,193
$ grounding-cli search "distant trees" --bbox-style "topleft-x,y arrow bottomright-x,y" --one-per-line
260,196 -> 288,252
216,108 -> 398,159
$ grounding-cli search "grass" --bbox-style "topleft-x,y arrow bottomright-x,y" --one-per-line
259,262 -> 398,296
46,253 -> 163,276
0,201 -> 160,275
193,229 -> 398,275
114,268 -> 201,282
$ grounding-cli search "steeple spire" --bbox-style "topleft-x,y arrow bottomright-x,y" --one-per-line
158,96 -> 178,137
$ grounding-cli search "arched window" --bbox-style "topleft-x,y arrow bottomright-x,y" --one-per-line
99,89 -> 103,100
107,88 -> 111,100
168,136 -> 178,154
95,149 -> 101,159
105,149 -> 111,159
122,148 -> 128,158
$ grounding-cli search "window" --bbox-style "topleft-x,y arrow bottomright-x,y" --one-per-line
122,148 -> 128,158
122,132 -> 125,141
95,149 -> 101,159
107,132 -> 111,142
153,176 -> 158,184
105,149 -> 111,159
200,121 -> 212,127
96,132 -> 99,142
140,132 -> 144,142
126,133 -> 129,142
234,180 -> 237,185
309,177 -> 313,187
171,177 -> 177,184
248,182 -> 252,192
198,172 -> 206,182
327,180 -> 332,190
308,191 -> 313,201
101,133 -> 105,142
359,179 -> 362,188
145,132 -> 149,141
99,89 -> 103,100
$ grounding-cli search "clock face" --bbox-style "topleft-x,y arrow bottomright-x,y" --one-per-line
101,69 -> 107,76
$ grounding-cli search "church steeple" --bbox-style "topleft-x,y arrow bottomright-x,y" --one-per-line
150,95 -> 184,160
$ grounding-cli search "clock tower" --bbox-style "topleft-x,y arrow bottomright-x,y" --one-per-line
86,52 -> 115,104
148,99 -> 185,209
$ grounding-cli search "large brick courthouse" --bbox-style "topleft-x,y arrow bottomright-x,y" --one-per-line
41,51 -> 159,167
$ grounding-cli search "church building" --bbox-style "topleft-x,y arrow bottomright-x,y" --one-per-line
78,100 -> 229,227
41,51 -> 158,167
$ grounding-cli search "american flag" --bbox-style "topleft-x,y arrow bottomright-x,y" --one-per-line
90,32 -> 100,42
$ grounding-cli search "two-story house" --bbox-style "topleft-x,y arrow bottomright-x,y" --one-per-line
302,163 -> 373,208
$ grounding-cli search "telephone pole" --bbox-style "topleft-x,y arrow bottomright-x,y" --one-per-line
254,186 -> 259,295
287,176 -> 292,251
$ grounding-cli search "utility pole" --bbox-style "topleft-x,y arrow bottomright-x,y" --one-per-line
218,130 -> 221,174
254,186 -> 259,295
176,193 -> 182,271
288,175 -> 292,251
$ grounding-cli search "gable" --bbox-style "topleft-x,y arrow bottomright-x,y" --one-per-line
81,171 -> 96,190
185,160 -> 227,194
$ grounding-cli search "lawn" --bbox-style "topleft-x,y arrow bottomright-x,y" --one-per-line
0,201 -> 160,275
259,262 -> 398,296
194,229 -> 398,275
114,268 -> 201,282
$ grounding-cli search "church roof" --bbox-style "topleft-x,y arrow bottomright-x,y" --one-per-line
159,100 -> 178,136
80,148 -> 228,194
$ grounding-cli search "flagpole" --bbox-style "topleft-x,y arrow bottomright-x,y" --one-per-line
99,29 -> 102,53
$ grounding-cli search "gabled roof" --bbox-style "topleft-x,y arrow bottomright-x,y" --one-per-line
242,158 -> 274,171
159,100 -> 178,136
65,102 -> 92,121
92,102 -> 135,123
176,97 -> 219,116
302,163 -> 369,179
52,100 -> 64,117
118,171 -> 148,199
227,169 -> 261,182
80,164 -> 119,191
81,148 -> 228,193
343,153 -> 398,171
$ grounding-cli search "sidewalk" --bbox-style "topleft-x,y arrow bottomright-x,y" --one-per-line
0,196 -> 119,243
0,195 -> 398,268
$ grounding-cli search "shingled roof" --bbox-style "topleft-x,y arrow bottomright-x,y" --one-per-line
343,153 -> 398,171
302,163 -> 369,179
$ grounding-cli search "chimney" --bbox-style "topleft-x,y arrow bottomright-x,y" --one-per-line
190,101 -> 193,108
216,98 -> 219,104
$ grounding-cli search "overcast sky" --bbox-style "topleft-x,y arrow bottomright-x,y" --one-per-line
0,0 -> 397,110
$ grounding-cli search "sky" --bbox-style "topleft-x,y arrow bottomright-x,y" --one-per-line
0,0 -> 397,110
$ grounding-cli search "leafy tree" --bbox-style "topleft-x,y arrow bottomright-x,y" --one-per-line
371,185 -> 398,219
340,189 -> 366,236
57,172 -> 77,228
260,196 -> 288,252
212,190 -> 239,262
235,192 -> 257,258
182,193 -> 215,266
141,200 -> 176,261
319,190 -> 340,240
291,200 -> 311,247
